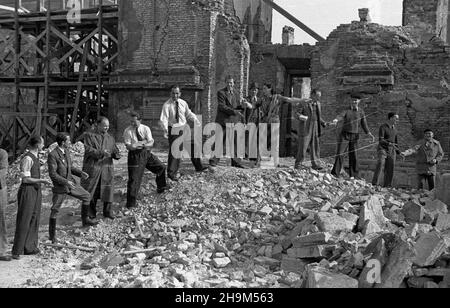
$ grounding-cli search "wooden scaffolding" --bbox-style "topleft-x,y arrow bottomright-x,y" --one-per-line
0,0 -> 118,158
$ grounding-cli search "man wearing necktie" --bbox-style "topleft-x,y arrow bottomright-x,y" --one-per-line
210,76 -> 247,168
401,129 -> 445,190
160,85 -> 207,181
372,112 -> 401,187
124,112 -> 167,209
330,97 -> 375,178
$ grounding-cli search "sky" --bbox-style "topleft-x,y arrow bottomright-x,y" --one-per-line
271,0 -> 404,44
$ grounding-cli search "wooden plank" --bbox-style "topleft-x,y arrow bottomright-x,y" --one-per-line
12,0 -> 19,157
96,0 -> 103,119
50,25 -> 96,64
261,0 -> 325,42
69,43 -> 88,140
0,12 -> 118,24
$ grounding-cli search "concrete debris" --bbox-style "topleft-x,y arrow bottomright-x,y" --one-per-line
4,143 -> 449,288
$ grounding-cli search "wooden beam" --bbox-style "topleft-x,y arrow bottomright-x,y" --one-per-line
70,44 -> 88,140
97,0 -> 104,118
13,0 -> 19,158
262,0 -> 325,42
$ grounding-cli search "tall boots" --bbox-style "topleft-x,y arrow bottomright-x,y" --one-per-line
81,203 -> 98,227
49,217 -> 57,244
103,202 -> 115,220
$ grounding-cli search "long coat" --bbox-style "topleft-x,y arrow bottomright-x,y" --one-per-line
48,148 -> 83,194
81,131 -> 121,203
295,99 -> 326,137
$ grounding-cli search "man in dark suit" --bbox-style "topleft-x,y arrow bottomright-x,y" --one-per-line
209,76 -> 247,168
48,133 -> 96,243
330,97 -> 375,178
294,89 -> 328,170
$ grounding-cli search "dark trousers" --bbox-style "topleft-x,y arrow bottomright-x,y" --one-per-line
209,124 -> 243,167
51,185 -> 91,219
372,148 -> 396,187
12,185 -> 42,255
418,174 -> 435,191
0,188 -> 7,256
295,121 -> 320,168
89,177 -> 110,218
332,132 -> 359,178
168,127 -> 204,178
126,150 -> 166,208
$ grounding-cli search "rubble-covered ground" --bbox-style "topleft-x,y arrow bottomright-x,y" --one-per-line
1,143 -> 450,288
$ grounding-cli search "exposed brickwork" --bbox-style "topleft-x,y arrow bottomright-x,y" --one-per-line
110,0 -> 250,142
311,20 -> 450,187
403,0 -> 449,43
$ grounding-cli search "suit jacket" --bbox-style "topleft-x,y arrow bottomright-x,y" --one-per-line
48,147 -> 83,194
296,99 -> 326,137
215,87 -> 243,126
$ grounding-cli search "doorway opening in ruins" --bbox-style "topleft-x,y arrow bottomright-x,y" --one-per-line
278,58 -> 311,158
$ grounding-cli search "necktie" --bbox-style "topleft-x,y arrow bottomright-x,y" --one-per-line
136,126 -> 143,142
175,100 -> 180,123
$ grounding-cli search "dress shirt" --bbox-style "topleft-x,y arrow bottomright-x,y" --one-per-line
20,150 -> 39,178
160,98 -> 200,131
123,124 -> 154,146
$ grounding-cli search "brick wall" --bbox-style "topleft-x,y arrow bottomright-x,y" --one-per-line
111,0 -> 250,141
311,20 -> 450,186
403,0 -> 449,43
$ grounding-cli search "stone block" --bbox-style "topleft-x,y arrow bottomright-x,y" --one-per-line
292,232 -> 332,248
402,201 -> 424,224
306,265 -> 358,288
315,212 -> 357,233
281,256 -> 309,274
414,232 -> 448,267
436,214 -> 450,231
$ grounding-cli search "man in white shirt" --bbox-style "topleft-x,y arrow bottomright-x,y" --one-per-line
160,85 -> 208,181
124,112 -> 167,209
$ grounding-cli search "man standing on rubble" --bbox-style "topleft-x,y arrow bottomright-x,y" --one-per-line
401,129 -> 444,191
124,112 -> 168,209
12,136 -> 51,259
209,75 -> 249,169
330,96 -> 375,178
160,85 -> 208,182
81,117 -> 121,220
48,133 -> 96,243
294,89 -> 329,171
0,148 -> 11,261
372,112 -> 401,187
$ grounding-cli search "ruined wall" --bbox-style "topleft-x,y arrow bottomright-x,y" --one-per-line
110,0 -> 250,142
312,20 -> 450,187
249,43 -> 314,93
228,0 -> 273,44
403,0 -> 449,43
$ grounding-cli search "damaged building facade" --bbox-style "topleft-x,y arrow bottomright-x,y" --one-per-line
108,0 -> 273,145
0,0 -> 449,188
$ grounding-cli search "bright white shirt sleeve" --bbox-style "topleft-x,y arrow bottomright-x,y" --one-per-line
123,127 -> 132,146
183,100 -> 200,125
20,156 -> 34,178
160,101 -> 170,132
144,125 -> 154,144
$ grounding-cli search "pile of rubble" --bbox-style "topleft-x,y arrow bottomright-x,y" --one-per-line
16,156 -> 449,288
